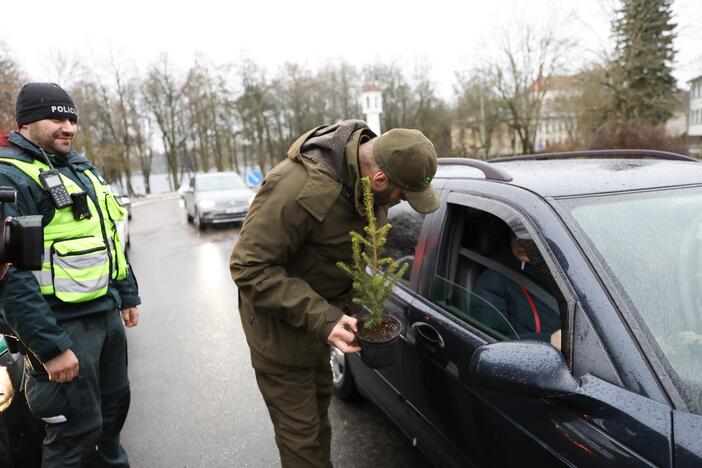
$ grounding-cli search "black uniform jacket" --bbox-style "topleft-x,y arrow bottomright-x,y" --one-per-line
0,132 -> 140,363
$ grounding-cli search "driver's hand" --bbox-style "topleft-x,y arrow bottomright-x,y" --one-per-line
327,314 -> 361,353
0,263 -> 10,281
550,329 -> 562,351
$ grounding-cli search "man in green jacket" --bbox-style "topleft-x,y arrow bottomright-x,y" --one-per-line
0,83 -> 140,467
230,120 -> 439,468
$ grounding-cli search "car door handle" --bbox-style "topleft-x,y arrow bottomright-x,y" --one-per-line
411,322 -> 445,352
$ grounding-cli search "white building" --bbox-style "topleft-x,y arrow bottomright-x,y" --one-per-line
689,76 -> 702,134
532,76 -> 579,152
665,100 -> 689,138
361,82 -> 383,135
688,75 -> 702,154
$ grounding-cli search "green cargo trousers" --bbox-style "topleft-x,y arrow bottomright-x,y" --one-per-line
252,349 -> 333,468
24,309 -> 131,468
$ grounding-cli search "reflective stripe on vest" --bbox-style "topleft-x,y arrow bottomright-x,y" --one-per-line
0,157 -> 127,302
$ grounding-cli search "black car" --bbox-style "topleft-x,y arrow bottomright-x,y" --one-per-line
331,150 -> 702,467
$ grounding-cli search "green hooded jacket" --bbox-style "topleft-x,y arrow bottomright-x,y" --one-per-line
230,120 -> 381,368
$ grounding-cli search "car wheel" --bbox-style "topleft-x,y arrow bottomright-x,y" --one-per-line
186,212 -> 194,224
330,346 -> 357,399
194,210 -> 206,231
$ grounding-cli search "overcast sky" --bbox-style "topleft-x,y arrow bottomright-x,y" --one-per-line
3,0 -> 701,99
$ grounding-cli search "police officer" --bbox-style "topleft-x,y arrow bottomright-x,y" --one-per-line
0,83 -> 140,467
230,120 -> 439,468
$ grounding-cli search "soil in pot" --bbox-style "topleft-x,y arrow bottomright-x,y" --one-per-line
357,316 -> 401,342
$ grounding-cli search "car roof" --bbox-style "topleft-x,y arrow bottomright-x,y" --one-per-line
436,156 -> 702,197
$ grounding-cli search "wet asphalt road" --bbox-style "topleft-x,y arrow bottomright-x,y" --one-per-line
120,197 -> 432,468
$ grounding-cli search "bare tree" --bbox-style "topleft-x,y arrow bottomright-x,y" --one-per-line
43,50 -> 85,89
129,98 -> 155,194
362,61 -> 452,154
183,60 -> 213,174
109,58 -> 139,194
3,48 -> 468,189
410,62 -> 453,155
454,71 -> 506,158
277,62 -> 316,137
69,78 -> 123,182
364,62 -> 413,130
317,61 -> 360,121
90,56 -> 139,194
235,59 -> 277,172
143,55 -> 186,190
484,23 -> 572,154
0,42 -> 25,134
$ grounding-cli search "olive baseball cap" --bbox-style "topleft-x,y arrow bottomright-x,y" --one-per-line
373,128 -> 440,214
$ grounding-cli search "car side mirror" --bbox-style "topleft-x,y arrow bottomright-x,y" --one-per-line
470,341 -> 579,397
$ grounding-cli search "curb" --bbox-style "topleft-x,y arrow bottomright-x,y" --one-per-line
131,192 -> 181,207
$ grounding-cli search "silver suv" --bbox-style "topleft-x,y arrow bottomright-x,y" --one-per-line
182,172 -> 255,230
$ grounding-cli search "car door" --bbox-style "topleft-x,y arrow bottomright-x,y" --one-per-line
346,201 -> 426,436
402,191 -> 675,467
673,410 -> 702,464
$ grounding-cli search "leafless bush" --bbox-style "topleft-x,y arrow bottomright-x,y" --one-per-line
586,121 -> 689,155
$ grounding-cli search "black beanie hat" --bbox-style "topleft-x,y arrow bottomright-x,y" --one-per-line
15,82 -> 78,126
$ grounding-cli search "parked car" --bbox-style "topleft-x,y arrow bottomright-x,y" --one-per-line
110,185 -> 131,251
331,150 -> 702,467
181,172 -> 255,230
110,185 -> 132,220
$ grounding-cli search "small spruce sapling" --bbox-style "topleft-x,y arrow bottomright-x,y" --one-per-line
337,177 -> 408,330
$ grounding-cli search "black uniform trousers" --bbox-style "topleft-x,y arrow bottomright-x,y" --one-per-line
24,309 -> 131,468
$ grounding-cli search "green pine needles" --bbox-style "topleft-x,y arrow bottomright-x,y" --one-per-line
337,177 -> 409,329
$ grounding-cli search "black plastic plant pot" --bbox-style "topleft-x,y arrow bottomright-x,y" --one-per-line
356,316 -> 402,369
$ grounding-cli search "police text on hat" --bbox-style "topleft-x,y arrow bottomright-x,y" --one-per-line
15,83 -> 78,126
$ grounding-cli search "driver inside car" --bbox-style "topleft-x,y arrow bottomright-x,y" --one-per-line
470,232 -> 562,349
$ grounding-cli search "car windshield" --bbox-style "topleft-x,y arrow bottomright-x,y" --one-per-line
196,174 -> 245,191
559,186 -> 702,414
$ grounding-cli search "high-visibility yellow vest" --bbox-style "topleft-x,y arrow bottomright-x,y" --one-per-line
0,157 -> 128,303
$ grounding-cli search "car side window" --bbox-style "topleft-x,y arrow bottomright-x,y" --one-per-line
428,205 -> 563,345
382,201 -> 425,283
